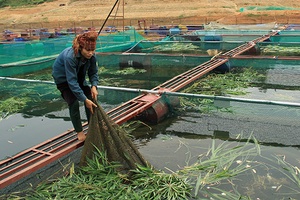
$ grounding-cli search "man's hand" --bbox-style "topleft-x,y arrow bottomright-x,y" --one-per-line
85,99 -> 97,114
91,86 -> 98,100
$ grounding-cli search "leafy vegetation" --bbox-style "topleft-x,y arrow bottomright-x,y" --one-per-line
183,67 -> 264,96
0,97 -> 29,119
0,78 -> 60,120
143,43 -> 204,54
2,137 -> 257,199
3,135 -> 299,199
179,67 -> 265,113
261,45 -> 300,56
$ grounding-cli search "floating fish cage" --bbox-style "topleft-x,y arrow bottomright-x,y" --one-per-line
93,28 -> 300,72
0,30 -> 144,77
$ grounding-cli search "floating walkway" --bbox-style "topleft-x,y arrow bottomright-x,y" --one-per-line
0,30 -> 280,191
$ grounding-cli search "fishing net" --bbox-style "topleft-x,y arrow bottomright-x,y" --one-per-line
80,101 -> 149,173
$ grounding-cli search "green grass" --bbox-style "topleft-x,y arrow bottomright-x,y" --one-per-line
0,0 -> 53,8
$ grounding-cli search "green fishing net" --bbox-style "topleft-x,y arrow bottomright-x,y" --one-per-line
80,101 -> 148,173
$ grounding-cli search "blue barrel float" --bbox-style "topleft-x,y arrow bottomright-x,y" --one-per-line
204,35 -> 222,50
214,60 -> 231,73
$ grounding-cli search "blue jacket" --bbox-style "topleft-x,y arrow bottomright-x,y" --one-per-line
52,47 -> 99,102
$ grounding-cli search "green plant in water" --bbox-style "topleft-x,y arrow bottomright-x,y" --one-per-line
262,155 -> 300,197
184,67 -> 264,96
0,97 -> 29,119
0,77 -> 61,119
179,135 -> 261,198
275,156 -> 300,187
99,66 -> 146,76
179,67 -> 265,113
114,67 -> 147,75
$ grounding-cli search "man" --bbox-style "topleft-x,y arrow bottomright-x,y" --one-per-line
52,31 -> 99,141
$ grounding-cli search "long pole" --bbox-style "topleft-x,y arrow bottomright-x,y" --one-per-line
98,0 -> 120,35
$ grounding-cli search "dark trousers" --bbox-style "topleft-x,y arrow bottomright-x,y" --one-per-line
57,82 -> 92,132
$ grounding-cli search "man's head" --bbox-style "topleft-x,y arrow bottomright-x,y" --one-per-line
73,31 -> 98,55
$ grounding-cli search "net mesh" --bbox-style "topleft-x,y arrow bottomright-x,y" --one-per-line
0,30 -> 145,66
80,101 -> 149,173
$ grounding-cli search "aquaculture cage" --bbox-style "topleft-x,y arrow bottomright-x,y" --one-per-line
0,29 -> 145,77
96,29 -> 145,52
269,34 -> 300,42
1,60 -> 300,145
97,40 -> 213,72
98,53 -> 300,147
126,39 -> 249,53
0,35 -> 73,65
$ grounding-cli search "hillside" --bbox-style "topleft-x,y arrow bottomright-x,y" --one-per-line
0,0 -> 300,30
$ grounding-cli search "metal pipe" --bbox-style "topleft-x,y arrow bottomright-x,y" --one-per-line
1,76 -> 300,108
163,92 -> 300,107
0,76 -> 54,84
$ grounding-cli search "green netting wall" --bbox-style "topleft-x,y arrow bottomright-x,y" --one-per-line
278,30 -> 300,35
97,41 -> 300,71
270,35 -> 300,42
0,30 -> 144,65
97,53 -> 211,70
229,58 -> 300,69
165,34 -> 261,42
0,59 -> 55,77
0,30 -> 145,76
0,36 -> 73,65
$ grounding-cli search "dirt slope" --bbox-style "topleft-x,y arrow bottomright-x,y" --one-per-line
0,0 -> 300,29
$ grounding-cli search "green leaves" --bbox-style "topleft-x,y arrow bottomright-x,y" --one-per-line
131,166 -> 191,200
24,149 -> 191,200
